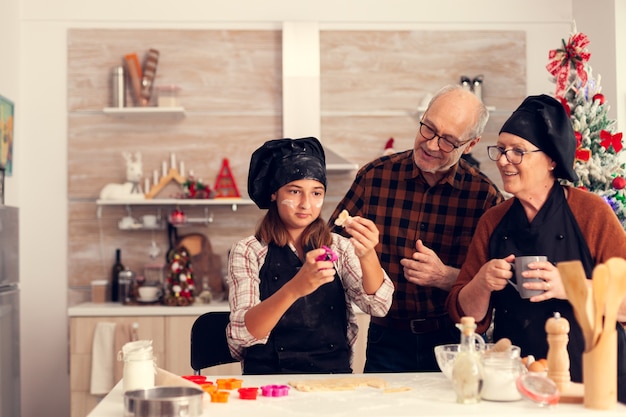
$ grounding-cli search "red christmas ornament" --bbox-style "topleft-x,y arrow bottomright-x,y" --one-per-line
613,176 -> 626,190
574,131 -> 591,162
170,208 -> 186,224
559,97 -> 571,117
592,93 -> 605,105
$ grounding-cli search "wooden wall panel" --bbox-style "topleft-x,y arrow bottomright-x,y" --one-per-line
320,30 -> 526,113
67,28 -> 523,304
67,29 -> 282,112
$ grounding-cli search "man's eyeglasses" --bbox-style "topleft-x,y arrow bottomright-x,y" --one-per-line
419,122 -> 472,153
487,146 -> 543,165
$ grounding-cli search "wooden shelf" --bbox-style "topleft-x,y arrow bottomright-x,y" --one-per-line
96,198 -> 255,212
102,106 -> 185,118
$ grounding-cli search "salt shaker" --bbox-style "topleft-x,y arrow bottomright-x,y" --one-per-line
119,340 -> 156,392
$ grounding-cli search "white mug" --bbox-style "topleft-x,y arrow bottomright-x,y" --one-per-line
138,286 -> 161,301
142,215 -> 157,228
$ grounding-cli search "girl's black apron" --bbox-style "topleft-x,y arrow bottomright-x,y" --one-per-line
243,243 -> 352,374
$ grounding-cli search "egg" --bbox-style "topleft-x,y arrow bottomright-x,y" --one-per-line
528,360 -> 546,373
521,354 -> 535,368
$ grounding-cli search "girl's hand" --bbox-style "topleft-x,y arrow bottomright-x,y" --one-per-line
289,248 -> 336,297
343,216 -> 380,258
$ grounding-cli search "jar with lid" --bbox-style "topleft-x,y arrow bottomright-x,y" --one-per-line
481,344 -> 524,401
119,340 -> 156,392
451,316 -> 485,404
118,268 -> 136,304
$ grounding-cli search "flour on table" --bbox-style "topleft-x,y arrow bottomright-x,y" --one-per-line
383,386 -> 412,393
289,376 -> 388,392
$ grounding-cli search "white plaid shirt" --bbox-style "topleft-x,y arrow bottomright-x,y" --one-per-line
225,233 -> 394,361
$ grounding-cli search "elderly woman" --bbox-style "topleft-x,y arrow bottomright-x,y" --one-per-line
446,94 -> 626,402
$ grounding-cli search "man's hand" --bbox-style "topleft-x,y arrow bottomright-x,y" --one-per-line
400,239 -> 458,290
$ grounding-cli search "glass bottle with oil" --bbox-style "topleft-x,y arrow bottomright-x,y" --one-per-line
451,316 -> 485,404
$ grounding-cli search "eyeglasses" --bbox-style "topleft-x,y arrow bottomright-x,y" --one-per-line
419,122 -> 472,153
487,146 -> 543,165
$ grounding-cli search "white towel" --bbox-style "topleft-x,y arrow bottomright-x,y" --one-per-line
90,322 -> 117,395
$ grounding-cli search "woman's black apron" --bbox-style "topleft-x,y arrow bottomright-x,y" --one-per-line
488,183 -> 625,402
242,243 -> 352,374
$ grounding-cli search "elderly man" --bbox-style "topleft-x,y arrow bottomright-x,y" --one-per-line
330,84 -> 504,372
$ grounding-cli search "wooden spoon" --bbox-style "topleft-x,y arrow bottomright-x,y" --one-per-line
557,260 -> 594,351
603,258 -> 626,341
591,263 -> 609,348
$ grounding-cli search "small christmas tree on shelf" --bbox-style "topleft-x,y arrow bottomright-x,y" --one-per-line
546,24 -> 626,228
164,246 -> 195,306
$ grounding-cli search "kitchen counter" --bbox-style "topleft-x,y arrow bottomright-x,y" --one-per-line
68,301 -> 230,317
68,301 -> 366,317
87,372 -> 626,417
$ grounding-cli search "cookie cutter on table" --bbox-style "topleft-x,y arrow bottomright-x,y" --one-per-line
210,390 -> 230,403
261,384 -> 290,397
216,378 -> 243,390
238,387 -> 259,400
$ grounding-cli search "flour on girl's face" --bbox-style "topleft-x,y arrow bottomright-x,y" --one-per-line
281,199 -> 296,209
280,199 -> 323,209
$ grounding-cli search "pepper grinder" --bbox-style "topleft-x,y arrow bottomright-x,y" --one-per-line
545,312 -> 571,392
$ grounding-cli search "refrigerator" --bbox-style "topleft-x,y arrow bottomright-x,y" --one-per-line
0,206 -> 19,417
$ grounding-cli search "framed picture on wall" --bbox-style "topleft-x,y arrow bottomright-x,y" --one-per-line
0,94 -> 14,176
0,167 -> 4,205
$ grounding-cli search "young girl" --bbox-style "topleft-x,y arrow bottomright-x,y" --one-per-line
226,137 -> 393,374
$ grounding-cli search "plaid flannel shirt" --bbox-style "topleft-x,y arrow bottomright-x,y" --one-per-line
330,150 -> 503,320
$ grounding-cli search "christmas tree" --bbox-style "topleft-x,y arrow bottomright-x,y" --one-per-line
164,245 -> 196,306
546,25 -> 626,228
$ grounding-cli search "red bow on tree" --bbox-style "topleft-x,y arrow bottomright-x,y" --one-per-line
546,32 -> 591,98
600,130 -> 623,153
574,132 -> 591,162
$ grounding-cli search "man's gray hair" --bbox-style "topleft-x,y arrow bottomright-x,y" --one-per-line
427,84 -> 489,140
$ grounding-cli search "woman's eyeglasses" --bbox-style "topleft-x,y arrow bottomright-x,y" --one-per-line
487,146 -> 543,165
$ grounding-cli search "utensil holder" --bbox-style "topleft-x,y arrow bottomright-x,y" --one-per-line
583,329 -> 617,409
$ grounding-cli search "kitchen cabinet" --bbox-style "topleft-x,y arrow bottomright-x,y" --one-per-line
164,315 -> 242,376
69,315 -> 166,417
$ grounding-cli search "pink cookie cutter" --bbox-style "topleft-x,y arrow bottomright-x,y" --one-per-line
315,245 -> 338,262
261,384 -> 290,397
